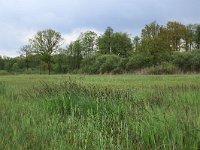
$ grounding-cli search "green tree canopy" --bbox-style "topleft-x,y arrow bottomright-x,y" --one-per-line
30,29 -> 63,74
79,31 -> 97,56
97,27 -> 114,54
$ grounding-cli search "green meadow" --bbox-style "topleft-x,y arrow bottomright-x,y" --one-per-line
0,75 -> 200,149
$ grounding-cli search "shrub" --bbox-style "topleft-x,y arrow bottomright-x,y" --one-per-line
147,62 -> 180,75
80,54 -> 100,74
80,54 -> 121,74
172,52 -> 193,72
191,50 -> 200,72
118,58 -> 128,71
126,53 -> 152,71
98,55 -> 121,74
0,70 -> 10,75
112,67 -> 123,74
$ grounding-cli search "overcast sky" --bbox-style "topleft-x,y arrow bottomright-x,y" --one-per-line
0,0 -> 200,56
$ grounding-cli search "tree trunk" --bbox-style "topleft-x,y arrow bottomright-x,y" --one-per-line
48,58 -> 51,75
26,58 -> 28,72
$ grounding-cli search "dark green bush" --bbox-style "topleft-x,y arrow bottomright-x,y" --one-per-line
80,54 -> 121,74
98,55 -> 121,74
118,58 -> 128,71
112,67 -> 123,74
80,54 -> 99,74
0,70 -> 10,75
191,50 -> 200,72
126,53 -> 152,71
172,52 -> 193,72
147,62 -> 180,75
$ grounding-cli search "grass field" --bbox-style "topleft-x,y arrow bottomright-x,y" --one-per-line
0,75 -> 200,149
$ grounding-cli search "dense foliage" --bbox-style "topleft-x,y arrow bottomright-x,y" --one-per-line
1,21 -> 200,74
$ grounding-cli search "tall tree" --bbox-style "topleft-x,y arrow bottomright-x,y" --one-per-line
0,56 -> 5,70
67,40 -> 82,69
111,32 -> 132,57
19,45 -> 32,71
139,22 -> 171,65
141,21 -> 160,39
184,25 -> 195,51
98,27 -> 114,54
98,27 -> 132,56
167,21 -> 187,51
30,29 -> 63,75
79,31 -> 97,56
133,36 -> 140,52
194,25 -> 200,49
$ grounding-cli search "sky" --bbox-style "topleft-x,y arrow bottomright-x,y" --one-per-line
0,0 -> 200,57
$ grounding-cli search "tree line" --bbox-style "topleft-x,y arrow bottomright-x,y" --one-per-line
1,21 -> 200,75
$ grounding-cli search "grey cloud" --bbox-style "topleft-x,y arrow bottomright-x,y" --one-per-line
0,0 -> 200,56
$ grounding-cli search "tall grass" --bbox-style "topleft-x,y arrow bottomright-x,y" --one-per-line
0,75 -> 200,149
